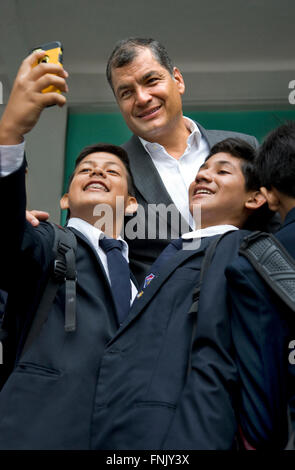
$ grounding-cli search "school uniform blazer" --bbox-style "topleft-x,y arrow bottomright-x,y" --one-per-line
87,229 -> 286,450
122,123 -> 259,284
0,165 -> 286,450
275,207 -> 295,258
0,163 -> 121,450
225,210 -> 295,449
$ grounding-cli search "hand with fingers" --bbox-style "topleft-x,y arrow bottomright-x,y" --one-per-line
0,49 -> 68,145
25,210 -> 50,227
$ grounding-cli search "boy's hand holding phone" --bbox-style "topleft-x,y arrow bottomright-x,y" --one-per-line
31,41 -> 64,94
0,45 -> 68,145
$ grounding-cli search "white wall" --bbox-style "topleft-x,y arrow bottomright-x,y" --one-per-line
0,104 -> 68,223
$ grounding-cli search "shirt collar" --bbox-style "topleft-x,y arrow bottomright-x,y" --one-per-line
183,117 -> 202,148
138,116 -> 201,155
67,217 -> 129,258
181,224 -> 239,239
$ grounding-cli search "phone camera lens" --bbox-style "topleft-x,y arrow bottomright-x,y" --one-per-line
38,55 -> 49,64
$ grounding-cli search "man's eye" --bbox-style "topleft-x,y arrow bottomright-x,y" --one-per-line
147,78 -> 158,85
80,168 -> 91,173
218,170 -> 230,174
121,90 -> 131,99
107,169 -> 120,175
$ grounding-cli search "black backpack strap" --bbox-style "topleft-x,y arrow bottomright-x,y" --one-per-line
188,231 -> 235,316
187,231 -> 235,373
21,223 -> 77,357
239,231 -> 295,312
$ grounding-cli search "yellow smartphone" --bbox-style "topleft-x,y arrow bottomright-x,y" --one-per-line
30,41 -> 63,93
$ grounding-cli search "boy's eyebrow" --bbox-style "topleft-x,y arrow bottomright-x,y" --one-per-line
78,160 -> 96,166
200,160 -> 237,170
214,160 -> 236,169
77,160 -> 122,169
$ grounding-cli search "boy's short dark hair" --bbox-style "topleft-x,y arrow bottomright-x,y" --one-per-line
106,37 -> 174,91
67,142 -> 135,197
206,137 -> 273,231
206,137 -> 260,191
256,121 -> 295,198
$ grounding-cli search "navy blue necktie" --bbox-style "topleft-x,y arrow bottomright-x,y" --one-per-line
100,237 -> 131,325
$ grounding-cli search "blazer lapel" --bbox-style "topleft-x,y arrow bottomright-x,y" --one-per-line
130,270 -> 139,289
123,135 -> 190,232
123,127 -> 219,203
69,226 -> 114,298
124,124 -> 224,207
107,238 -> 210,346
123,135 -> 173,207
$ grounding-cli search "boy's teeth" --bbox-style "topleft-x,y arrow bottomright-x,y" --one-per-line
87,183 -> 107,191
196,189 -> 212,194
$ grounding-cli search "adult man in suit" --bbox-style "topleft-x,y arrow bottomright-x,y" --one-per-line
106,38 -> 259,282
26,38 -> 262,282
88,138 -> 289,450
0,50 -> 138,449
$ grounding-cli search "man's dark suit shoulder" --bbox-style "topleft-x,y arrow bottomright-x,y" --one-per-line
120,124 -> 259,283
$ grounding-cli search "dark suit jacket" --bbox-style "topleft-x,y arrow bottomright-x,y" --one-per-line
225,209 -> 295,448
275,207 -> 295,258
276,208 -> 295,431
0,290 -> 7,318
0,165 -> 287,449
87,230 -> 286,450
122,123 -> 259,283
0,164 -> 120,449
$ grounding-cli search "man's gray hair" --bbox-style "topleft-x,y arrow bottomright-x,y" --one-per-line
106,37 -> 174,91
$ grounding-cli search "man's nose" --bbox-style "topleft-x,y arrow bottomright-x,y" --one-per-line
134,86 -> 152,106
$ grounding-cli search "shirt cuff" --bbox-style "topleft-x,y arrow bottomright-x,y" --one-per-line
0,141 -> 26,177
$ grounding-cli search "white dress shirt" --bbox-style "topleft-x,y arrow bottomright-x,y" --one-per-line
181,224 -> 239,251
67,218 -> 138,304
182,224 -> 239,239
0,141 -> 25,176
139,117 -> 210,228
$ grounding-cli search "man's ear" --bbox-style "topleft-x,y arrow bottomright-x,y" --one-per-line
125,196 -> 138,215
60,193 -> 69,210
260,186 -> 280,212
173,67 -> 185,95
245,190 -> 267,211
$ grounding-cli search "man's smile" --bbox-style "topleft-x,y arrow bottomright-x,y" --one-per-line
137,105 -> 162,119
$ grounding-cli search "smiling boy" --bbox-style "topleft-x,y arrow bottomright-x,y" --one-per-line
188,148 -> 265,229
0,51 -> 139,449
60,145 -> 137,238
87,138 -> 289,450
